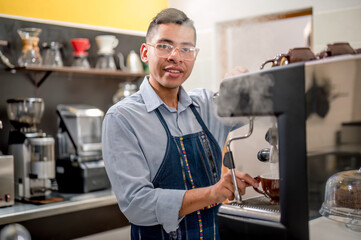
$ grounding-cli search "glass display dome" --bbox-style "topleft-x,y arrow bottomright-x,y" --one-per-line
319,168 -> 361,231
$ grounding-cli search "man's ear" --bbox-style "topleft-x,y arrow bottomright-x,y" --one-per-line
140,43 -> 149,63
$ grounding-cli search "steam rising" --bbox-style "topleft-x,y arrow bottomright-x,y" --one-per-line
216,72 -> 275,117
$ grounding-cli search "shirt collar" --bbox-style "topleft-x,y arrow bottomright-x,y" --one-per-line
139,76 -> 199,113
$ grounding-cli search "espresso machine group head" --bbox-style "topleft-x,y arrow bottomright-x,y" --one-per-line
56,104 -> 111,193
7,98 -> 55,201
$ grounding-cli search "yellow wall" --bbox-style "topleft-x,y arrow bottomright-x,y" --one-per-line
0,0 -> 168,32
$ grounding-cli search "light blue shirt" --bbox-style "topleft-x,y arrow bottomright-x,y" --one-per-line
102,77 -> 239,233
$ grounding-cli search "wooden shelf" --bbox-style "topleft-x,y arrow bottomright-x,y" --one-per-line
7,66 -> 147,87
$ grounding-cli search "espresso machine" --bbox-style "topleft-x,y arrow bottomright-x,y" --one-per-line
216,62 -> 309,240
7,98 -> 55,201
216,54 -> 361,239
0,120 -> 15,207
56,104 -> 110,193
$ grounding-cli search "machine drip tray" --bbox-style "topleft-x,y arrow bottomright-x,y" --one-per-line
21,192 -> 68,205
218,196 -> 280,222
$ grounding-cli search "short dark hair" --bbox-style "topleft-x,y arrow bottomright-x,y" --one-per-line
146,8 -> 196,44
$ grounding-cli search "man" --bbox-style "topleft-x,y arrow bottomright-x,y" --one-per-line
102,8 -> 258,240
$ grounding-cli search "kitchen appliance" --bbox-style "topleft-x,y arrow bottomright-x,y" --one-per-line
216,54 -> 361,239
0,155 -> 14,207
217,62 -> 308,239
319,168 -> 361,231
17,28 -> 42,67
7,98 -> 55,201
0,119 -> 15,208
56,104 -> 111,193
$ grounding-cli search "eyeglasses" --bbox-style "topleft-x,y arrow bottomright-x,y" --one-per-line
147,43 -> 199,61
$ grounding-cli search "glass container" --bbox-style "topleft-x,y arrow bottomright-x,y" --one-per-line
72,55 -> 90,69
17,28 -> 42,66
112,82 -> 138,104
95,54 -> 116,70
319,168 -> 361,231
42,41 -> 63,67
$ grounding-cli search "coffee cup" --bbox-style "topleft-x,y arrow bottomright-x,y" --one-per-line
260,47 -> 316,69
317,42 -> 356,59
253,174 -> 280,204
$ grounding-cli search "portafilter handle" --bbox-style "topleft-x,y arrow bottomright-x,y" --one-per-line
223,117 -> 254,204
223,151 -> 241,203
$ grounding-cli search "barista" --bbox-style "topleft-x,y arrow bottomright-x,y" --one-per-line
102,8 -> 258,240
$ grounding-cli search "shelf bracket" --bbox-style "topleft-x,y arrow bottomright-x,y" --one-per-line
25,70 -> 53,88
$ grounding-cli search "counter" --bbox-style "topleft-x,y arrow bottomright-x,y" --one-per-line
309,216 -> 361,240
0,189 -> 129,239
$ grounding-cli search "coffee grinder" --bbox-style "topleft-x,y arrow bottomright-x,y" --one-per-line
216,63 -> 308,240
7,98 -> 55,201
56,104 -> 111,193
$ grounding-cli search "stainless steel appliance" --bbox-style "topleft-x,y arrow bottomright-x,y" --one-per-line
7,98 -> 55,201
215,54 -> 361,239
0,155 -> 15,207
56,104 -> 111,193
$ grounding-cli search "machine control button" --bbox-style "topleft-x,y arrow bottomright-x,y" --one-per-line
5,194 -> 11,202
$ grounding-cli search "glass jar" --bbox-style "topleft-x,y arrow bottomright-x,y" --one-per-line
112,82 -> 138,104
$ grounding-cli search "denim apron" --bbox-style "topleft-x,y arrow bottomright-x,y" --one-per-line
131,105 -> 222,240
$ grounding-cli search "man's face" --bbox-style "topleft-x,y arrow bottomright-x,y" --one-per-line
141,23 -> 197,90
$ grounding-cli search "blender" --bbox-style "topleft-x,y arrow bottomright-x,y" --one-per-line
6,98 -> 55,201
17,28 -> 42,67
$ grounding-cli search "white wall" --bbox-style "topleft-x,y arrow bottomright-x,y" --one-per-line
168,0 -> 361,91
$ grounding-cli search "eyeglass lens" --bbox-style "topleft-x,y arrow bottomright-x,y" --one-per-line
154,44 -> 197,60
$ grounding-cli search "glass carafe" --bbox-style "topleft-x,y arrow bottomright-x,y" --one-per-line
17,28 -> 42,67
72,56 -> 90,69
113,82 -> 138,104
95,54 -> 116,70
42,41 -> 63,67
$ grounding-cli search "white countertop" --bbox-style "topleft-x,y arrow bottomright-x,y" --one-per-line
0,189 -> 117,225
309,217 -> 361,240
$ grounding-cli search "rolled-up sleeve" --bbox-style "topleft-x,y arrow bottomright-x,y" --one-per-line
102,110 -> 186,233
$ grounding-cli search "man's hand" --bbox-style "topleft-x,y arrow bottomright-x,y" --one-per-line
209,170 -> 258,203
179,170 -> 258,217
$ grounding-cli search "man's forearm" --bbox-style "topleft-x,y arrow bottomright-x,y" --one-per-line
178,186 -> 216,217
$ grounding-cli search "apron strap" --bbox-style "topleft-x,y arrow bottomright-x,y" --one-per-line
154,108 -> 172,138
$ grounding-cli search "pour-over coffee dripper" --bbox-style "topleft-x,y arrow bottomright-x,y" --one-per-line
71,38 -> 90,69
95,35 -> 118,70
17,28 -> 42,67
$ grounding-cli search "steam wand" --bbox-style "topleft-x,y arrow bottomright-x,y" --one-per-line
223,117 -> 254,204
